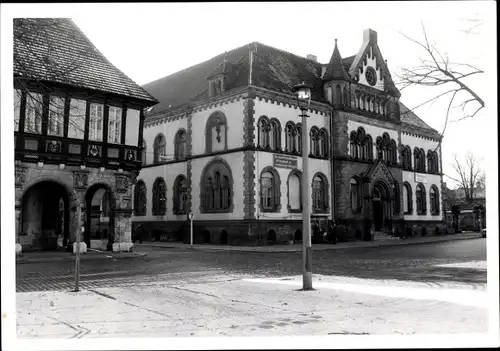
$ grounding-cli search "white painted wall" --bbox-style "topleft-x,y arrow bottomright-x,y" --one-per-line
347,119 -> 399,162
401,133 -> 441,172
191,101 -> 244,155
254,151 -> 332,220
132,162 -> 188,222
402,170 -> 443,221
142,116 -> 188,165
125,108 -> 141,147
190,153 -> 245,221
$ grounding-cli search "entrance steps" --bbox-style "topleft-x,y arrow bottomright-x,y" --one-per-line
373,231 -> 400,240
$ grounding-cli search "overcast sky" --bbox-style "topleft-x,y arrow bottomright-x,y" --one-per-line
2,2 -> 497,188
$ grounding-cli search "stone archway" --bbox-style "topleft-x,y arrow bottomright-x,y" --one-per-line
18,180 -> 73,251
85,184 -> 117,250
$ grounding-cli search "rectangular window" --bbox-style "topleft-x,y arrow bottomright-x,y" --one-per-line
108,106 -> 122,144
125,108 -> 140,146
24,92 -> 43,134
14,89 -> 22,132
89,103 -> 104,141
48,96 -> 65,136
68,98 -> 86,139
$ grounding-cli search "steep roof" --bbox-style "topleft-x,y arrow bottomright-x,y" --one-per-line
399,102 -> 440,136
323,40 -> 349,81
14,18 -> 157,105
142,41 -> 326,116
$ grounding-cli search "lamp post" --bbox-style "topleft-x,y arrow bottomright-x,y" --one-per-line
292,82 -> 313,291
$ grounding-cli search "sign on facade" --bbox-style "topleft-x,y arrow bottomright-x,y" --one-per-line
414,173 -> 427,183
273,154 -> 297,169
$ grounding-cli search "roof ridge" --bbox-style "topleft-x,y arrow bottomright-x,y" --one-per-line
253,41 -> 325,66
143,42 -> 255,87
69,19 -> 156,102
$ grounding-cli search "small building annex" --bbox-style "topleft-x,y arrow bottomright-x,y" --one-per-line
132,28 -> 445,245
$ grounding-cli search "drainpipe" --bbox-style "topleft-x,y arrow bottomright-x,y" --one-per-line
330,109 -> 336,223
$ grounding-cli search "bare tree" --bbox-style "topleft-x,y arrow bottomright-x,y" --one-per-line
396,22 -> 484,146
446,152 -> 484,203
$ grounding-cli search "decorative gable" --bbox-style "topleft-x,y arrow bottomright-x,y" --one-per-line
362,158 -> 396,184
348,29 -> 399,97
356,46 -> 384,91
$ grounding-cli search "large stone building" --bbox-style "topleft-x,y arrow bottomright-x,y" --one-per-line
132,29 -> 445,245
14,18 -> 157,254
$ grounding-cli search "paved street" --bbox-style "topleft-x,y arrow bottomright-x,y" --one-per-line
16,237 -> 487,292
14,237 -> 492,339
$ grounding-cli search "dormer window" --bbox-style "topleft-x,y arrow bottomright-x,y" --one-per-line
209,78 -> 223,97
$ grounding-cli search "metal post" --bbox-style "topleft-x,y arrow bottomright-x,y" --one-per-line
74,209 -> 82,292
189,212 -> 194,248
301,108 -> 313,290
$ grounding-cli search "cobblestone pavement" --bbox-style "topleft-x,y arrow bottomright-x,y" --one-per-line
16,238 -> 487,292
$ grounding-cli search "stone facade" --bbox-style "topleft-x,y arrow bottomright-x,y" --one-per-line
15,162 -> 135,252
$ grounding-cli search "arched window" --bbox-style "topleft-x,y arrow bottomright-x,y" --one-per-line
415,148 -> 425,172
200,159 -> 233,213
389,140 -> 397,165
134,180 -> 147,216
312,173 -> 329,213
152,177 -> 166,215
142,139 -> 147,165
174,129 -> 187,160
287,170 -> 302,212
427,151 -> 439,174
310,127 -> 319,156
258,116 -> 270,148
350,131 -> 358,158
393,182 -> 400,214
285,122 -> 295,152
173,175 -> 188,214
416,183 -> 426,215
319,128 -> 328,157
403,182 -> 412,214
269,118 -> 281,151
153,134 -> 166,164
260,167 -> 281,212
430,185 -> 440,215
295,123 -> 302,154
402,145 -> 411,170
350,178 -> 361,213
205,111 -> 228,153
365,135 -> 373,160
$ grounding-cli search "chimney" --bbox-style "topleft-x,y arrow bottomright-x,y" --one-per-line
363,28 -> 378,44
306,54 -> 317,62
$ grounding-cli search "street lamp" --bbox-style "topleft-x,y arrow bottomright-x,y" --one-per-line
292,81 -> 313,291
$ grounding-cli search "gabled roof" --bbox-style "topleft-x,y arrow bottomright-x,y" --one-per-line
14,18 -> 157,105
142,44 -> 251,114
142,41 -> 327,116
399,102 -> 441,136
362,158 -> 396,183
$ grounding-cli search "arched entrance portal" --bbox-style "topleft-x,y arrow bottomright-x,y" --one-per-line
21,181 -> 70,250
372,181 -> 392,233
85,184 -> 116,249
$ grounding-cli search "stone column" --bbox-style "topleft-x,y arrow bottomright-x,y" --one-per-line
112,177 -> 134,252
113,210 -> 134,252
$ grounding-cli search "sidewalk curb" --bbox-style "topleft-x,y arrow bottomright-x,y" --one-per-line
138,234 -> 483,253
16,252 -> 147,264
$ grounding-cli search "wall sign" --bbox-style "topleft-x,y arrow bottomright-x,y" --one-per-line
273,154 -> 297,169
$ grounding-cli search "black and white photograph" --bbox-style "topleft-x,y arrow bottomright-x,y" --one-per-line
1,2 -> 498,350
